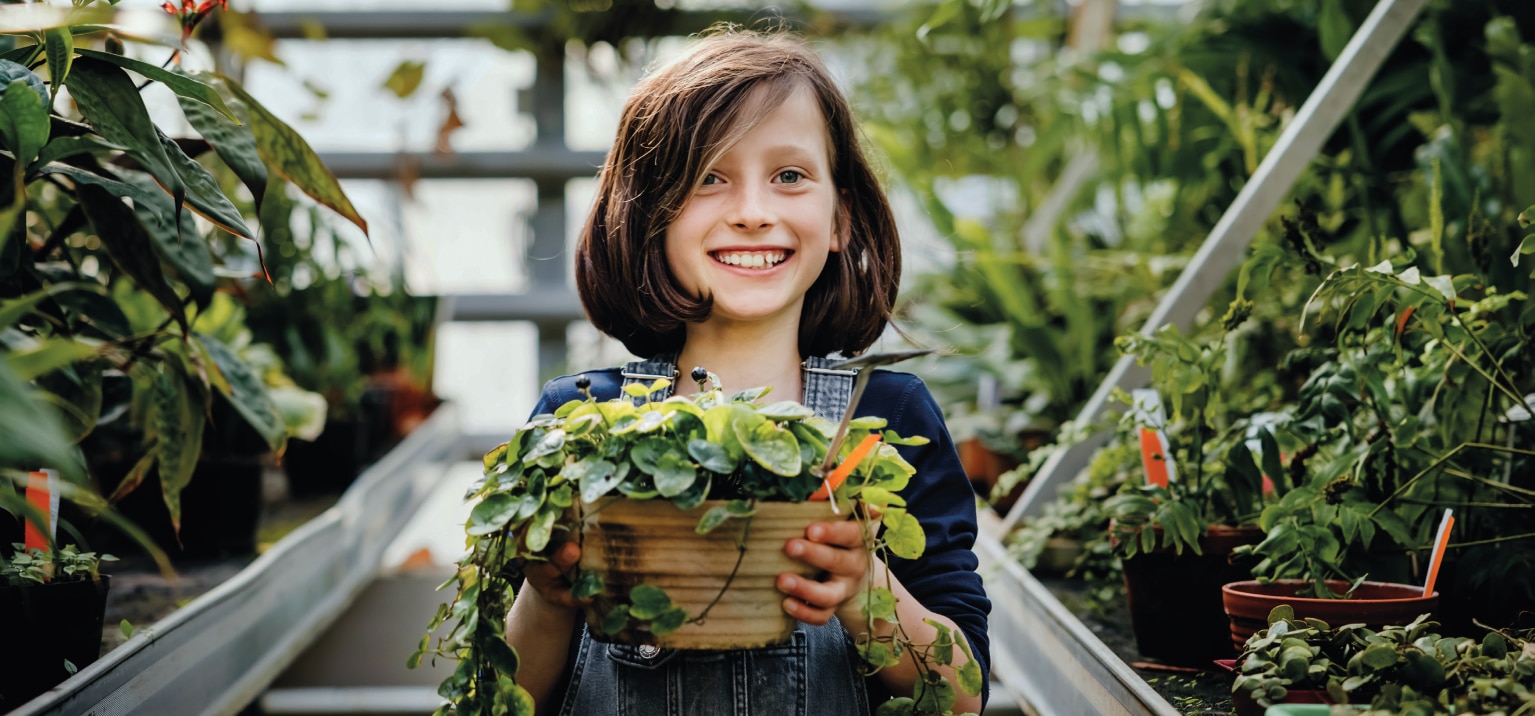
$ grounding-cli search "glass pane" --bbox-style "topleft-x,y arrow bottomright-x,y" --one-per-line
243,39 -> 535,153
400,179 -> 535,294
433,322 -> 540,434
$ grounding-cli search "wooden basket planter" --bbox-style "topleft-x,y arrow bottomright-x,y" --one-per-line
578,497 -> 837,650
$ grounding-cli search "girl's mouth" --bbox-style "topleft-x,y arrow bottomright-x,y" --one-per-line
710,250 -> 791,269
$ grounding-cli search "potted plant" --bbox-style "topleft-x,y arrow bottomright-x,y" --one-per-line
1101,317 -> 1274,667
0,0 -> 366,552
1230,605 -> 1535,716
1224,207 -> 1535,640
0,542 -> 116,708
418,376 -> 985,715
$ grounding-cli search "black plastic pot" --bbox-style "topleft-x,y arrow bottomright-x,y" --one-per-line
1120,525 -> 1263,667
283,417 -> 367,497
0,576 -> 111,708
89,454 -> 264,560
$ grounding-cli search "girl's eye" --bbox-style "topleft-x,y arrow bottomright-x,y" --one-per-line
777,170 -> 803,184
700,173 -> 720,186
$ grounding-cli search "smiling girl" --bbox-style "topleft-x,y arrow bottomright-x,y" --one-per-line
506,28 -> 991,716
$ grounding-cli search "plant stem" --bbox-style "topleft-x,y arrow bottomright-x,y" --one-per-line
691,515 -> 750,625
1447,531 -> 1535,549
1392,498 -> 1534,509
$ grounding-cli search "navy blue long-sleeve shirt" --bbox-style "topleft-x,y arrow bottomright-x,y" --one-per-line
529,367 -> 992,708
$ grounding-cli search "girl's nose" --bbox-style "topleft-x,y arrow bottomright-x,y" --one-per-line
727,184 -> 773,230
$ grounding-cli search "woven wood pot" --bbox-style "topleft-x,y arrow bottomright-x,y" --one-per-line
578,497 -> 837,650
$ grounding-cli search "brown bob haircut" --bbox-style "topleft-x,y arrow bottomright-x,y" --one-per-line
576,27 -> 901,360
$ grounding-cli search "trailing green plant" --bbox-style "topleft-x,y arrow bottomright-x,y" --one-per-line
417,377 -> 984,716
1233,605 -> 1535,714
1,542 -> 115,586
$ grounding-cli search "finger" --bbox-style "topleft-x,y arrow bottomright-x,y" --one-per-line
776,572 -> 852,610
804,521 -> 866,549
785,537 -> 867,577
551,540 -> 582,571
782,595 -> 834,625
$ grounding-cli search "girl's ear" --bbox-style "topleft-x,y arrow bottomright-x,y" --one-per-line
833,190 -> 850,252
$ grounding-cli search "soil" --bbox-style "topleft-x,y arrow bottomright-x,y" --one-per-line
1040,576 -> 1238,716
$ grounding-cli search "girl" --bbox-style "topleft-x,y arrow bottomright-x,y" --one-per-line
507,28 -> 991,716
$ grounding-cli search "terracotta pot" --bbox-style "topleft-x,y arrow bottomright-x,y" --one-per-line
1221,579 -> 1438,652
1119,524 -> 1263,667
578,497 -> 838,650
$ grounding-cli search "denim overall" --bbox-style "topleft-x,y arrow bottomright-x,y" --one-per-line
556,355 -> 872,716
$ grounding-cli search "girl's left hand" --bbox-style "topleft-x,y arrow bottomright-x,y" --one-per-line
777,520 -> 873,625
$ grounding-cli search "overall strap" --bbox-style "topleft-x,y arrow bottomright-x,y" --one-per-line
621,353 -> 679,404
801,355 -> 859,423
622,354 -> 858,422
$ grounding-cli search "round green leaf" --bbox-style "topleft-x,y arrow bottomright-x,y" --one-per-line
883,510 -> 926,560
571,570 -> 604,600
601,604 -> 630,635
649,606 -> 689,635
695,506 -> 731,534
756,401 -> 815,420
467,493 -> 518,536
735,418 -> 801,477
653,451 -> 698,497
687,439 -> 736,474
627,584 -> 671,620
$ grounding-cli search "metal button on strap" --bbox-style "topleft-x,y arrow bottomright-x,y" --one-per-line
638,644 -> 660,659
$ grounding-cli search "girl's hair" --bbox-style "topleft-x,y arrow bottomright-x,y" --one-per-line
576,27 -> 901,360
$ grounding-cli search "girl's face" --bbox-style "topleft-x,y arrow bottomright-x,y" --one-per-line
664,85 -> 843,333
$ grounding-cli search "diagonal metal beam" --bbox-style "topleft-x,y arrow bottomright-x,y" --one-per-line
1000,0 -> 1432,531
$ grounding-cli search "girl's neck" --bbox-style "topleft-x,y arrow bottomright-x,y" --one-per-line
676,319 -> 804,402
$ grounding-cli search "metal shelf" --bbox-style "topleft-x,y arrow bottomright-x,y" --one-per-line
12,406 -> 463,716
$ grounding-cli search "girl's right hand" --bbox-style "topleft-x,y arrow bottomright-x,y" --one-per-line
522,540 -> 588,610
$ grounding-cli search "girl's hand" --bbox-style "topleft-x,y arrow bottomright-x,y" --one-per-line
777,520 -> 872,625
522,540 -> 588,610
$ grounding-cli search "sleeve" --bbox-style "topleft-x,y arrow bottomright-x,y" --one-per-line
529,379 -> 565,419
884,375 -> 993,704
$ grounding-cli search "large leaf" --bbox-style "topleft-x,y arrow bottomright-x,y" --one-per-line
153,360 -> 204,534
74,183 -> 188,335
0,283 -> 99,331
0,59 -> 47,105
35,363 -> 103,443
64,58 -> 186,210
156,129 -> 254,239
73,49 -> 240,123
43,27 -> 73,99
47,164 -> 217,303
0,77 -> 50,168
32,135 -> 123,170
117,170 -> 217,302
178,79 -> 267,206
0,360 -> 82,481
4,337 -> 98,381
222,78 -> 368,236
194,332 -> 286,452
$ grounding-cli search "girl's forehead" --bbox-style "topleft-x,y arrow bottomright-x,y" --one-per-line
703,84 -> 833,166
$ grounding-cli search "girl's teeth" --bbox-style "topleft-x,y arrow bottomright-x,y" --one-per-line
716,252 -> 785,268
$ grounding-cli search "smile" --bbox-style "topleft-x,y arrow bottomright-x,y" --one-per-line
711,250 -> 790,269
